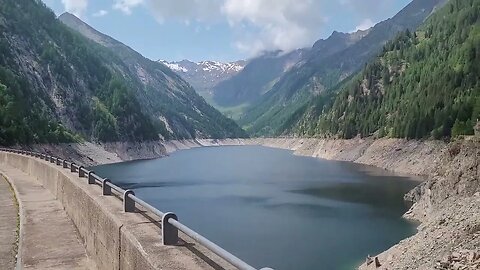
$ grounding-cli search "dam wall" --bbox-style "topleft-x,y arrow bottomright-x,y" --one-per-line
0,150 -> 241,270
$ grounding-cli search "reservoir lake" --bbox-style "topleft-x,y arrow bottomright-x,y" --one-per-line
93,145 -> 419,270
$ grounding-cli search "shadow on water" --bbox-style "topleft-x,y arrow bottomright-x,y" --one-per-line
291,182 -> 412,215
114,180 -> 201,190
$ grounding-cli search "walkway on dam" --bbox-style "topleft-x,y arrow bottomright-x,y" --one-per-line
0,164 -> 94,269
0,175 -> 17,270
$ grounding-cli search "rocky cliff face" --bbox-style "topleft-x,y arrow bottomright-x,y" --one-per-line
0,0 -> 246,146
58,12 -> 246,140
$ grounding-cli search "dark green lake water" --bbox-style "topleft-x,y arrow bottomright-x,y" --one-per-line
93,145 -> 418,270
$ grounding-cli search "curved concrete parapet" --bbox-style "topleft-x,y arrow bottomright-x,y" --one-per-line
0,151 -> 237,270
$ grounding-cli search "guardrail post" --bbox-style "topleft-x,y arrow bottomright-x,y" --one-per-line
44,155 -> 49,161
50,156 -> 55,163
71,163 -> 76,173
56,158 -> 61,166
124,190 -> 135,212
88,171 -> 96,184
102,179 -> 112,195
78,166 -> 85,178
162,212 -> 178,245
63,160 -> 68,168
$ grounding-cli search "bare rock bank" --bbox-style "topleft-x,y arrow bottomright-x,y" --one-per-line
247,137 -> 479,270
18,139 -> 247,166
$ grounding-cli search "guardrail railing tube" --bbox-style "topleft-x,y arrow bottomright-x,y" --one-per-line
124,190 -> 135,212
162,212 -> 178,245
102,179 -> 112,195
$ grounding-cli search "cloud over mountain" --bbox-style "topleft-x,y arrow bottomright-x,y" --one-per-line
52,0 -> 406,57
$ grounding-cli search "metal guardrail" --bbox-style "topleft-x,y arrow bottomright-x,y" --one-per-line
0,148 -> 273,270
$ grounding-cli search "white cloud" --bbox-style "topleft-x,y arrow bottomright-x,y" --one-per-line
113,0 -> 144,15
92,9 -> 108,17
354,18 -> 374,32
222,0 -> 327,56
61,0 -> 88,18
144,0 -> 327,56
108,0 -> 405,57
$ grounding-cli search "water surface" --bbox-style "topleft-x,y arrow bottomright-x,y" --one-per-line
93,145 -> 418,270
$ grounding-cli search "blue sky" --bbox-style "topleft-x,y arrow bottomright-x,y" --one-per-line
42,0 -> 412,62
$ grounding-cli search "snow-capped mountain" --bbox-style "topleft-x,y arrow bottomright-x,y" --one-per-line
159,59 -> 246,98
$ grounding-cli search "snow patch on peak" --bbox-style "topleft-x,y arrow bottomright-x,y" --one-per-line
160,60 -> 188,73
198,61 -> 245,73
160,59 -> 245,74
157,59 -> 246,96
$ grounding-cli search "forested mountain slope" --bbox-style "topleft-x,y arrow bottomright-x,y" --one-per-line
240,0 -> 447,136
287,0 -> 480,139
0,0 -> 245,146
212,50 -> 306,108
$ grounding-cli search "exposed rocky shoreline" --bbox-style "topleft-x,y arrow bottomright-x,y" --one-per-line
17,136 -> 480,269
248,137 -> 479,270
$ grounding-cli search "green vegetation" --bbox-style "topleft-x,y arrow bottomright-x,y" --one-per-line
0,0 -> 246,145
239,0 -> 443,137
288,0 -> 480,140
0,0 -> 159,144
0,70 -> 78,145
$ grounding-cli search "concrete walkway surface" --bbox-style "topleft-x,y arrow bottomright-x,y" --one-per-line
0,175 -> 17,270
0,164 -> 95,270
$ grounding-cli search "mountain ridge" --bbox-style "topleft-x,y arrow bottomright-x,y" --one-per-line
58,12 -> 247,140
286,0 -> 479,140
0,1 -> 246,145
158,59 -> 246,101
238,0 -> 447,136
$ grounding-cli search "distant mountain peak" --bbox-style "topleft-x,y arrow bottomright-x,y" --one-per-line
58,12 -> 119,48
158,59 -> 247,99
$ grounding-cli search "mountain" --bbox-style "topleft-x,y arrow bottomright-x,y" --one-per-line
0,0 -> 245,146
158,59 -> 246,101
56,13 -> 246,140
239,0 -> 447,136
309,29 -> 370,61
286,0 -> 479,139
212,49 -> 306,108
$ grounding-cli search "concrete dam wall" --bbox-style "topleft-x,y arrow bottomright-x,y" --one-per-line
0,151 -> 240,270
